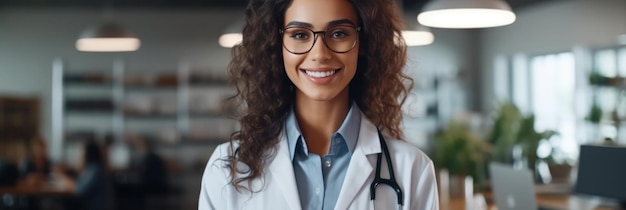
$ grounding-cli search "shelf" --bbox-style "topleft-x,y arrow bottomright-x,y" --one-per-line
180,136 -> 229,145
56,61 -> 237,149
404,115 -> 439,120
65,99 -> 115,111
63,74 -> 112,86
65,110 -> 115,116
124,113 -> 178,120
188,81 -> 231,88
125,85 -> 178,91
64,131 -> 115,142
188,112 -> 236,119
589,76 -> 625,88
63,81 -> 113,87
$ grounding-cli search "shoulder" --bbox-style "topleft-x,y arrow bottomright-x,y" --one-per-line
384,136 -> 434,172
202,141 -> 255,188
199,142 -> 233,208
385,136 -> 440,209
204,142 -> 237,179
200,142 -> 266,209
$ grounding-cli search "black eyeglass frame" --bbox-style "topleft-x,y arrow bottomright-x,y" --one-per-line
279,26 -> 361,55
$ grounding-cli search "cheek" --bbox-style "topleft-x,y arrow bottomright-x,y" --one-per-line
342,52 -> 360,73
282,50 -> 305,72
282,49 -> 295,69
282,50 -> 301,84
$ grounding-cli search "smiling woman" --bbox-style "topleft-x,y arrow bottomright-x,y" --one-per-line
198,0 -> 440,209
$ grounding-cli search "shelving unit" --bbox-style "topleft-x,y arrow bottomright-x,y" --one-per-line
587,46 -> 626,143
51,58 -> 237,154
588,75 -> 625,142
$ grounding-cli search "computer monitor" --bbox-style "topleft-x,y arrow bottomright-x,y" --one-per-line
574,144 -> 626,208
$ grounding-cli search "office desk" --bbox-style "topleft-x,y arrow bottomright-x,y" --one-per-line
0,180 -> 73,210
0,179 -> 73,197
444,193 -> 615,210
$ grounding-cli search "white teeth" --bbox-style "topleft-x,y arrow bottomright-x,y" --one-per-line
304,70 -> 337,78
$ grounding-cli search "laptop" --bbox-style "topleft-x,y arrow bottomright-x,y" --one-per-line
489,162 -> 565,210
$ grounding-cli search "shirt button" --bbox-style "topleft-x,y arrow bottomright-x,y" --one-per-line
316,187 -> 321,194
325,160 -> 332,168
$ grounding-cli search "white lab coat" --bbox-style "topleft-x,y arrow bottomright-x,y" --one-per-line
198,113 -> 439,210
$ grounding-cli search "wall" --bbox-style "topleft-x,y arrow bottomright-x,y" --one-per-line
480,0 -> 626,111
403,26 -> 480,150
0,7 -> 243,162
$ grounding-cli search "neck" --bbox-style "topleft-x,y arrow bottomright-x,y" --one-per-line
295,90 -> 350,156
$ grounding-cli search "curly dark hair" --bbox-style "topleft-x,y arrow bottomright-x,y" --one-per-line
225,0 -> 412,191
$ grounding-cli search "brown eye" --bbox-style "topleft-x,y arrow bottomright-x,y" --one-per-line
285,28 -> 312,41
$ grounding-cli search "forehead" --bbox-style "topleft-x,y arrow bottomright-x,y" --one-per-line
284,0 -> 359,29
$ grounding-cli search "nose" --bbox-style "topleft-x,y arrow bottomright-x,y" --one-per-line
309,35 -> 331,61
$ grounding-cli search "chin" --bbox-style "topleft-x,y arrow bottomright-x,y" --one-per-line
299,88 -> 347,102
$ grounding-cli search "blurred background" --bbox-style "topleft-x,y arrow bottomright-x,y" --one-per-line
0,0 -> 625,209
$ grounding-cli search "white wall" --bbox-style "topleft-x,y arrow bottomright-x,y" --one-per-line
0,7 -> 243,161
480,0 -> 626,111
403,13 -> 480,149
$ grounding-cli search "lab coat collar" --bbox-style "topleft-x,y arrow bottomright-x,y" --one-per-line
268,131 -> 303,210
334,112 -> 382,210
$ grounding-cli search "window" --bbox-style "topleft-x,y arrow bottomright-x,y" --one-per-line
503,47 -> 626,163
529,52 -> 577,161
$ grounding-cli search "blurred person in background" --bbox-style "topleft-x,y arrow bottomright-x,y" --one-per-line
131,135 -> 167,194
19,136 -> 52,184
55,140 -> 115,210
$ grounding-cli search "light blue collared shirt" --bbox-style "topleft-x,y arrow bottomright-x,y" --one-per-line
285,102 -> 361,210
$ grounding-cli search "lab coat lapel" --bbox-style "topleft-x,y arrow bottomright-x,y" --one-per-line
334,115 -> 382,210
268,133 -> 302,210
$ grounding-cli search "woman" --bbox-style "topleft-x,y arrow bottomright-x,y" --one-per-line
20,137 -> 52,180
199,0 -> 439,209
56,141 -> 115,210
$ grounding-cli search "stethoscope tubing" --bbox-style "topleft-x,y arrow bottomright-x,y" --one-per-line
369,130 -> 404,208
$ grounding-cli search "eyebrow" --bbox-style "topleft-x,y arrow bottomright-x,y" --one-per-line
284,19 -> 357,28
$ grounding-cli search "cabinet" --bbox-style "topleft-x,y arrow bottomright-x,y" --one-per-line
0,97 -> 39,141
51,58 -> 237,155
0,96 -> 39,161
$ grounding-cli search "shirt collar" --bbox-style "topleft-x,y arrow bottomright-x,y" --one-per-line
285,101 -> 361,161
336,101 -> 361,154
285,108 -> 303,161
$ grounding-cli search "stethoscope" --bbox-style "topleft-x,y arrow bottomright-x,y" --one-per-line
370,130 -> 403,209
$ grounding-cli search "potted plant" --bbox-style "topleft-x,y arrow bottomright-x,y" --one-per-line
487,102 -> 522,164
588,71 -> 611,86
432,120 -> 491,194
544,147 -> 574,183
515,114 -> 558,174
487,102 -> 558,173
585,103 -> 602,124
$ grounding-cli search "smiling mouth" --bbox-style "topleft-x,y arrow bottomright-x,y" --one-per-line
300,68 -> 340,78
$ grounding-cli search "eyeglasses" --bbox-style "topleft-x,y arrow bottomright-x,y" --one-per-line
280,25 -> 361,54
